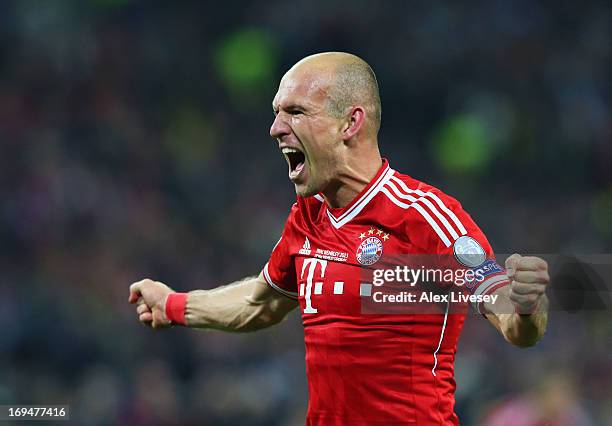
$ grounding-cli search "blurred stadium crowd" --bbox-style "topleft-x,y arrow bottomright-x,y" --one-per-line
1,0 -> 611,425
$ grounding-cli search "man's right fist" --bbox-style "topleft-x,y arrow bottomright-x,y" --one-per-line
129,279 -> 174,328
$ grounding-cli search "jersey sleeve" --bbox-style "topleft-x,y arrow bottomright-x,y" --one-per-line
262,204 -> 299,300
407,189 -> 509,314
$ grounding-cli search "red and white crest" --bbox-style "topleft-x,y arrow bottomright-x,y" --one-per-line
356,236 -> 384,265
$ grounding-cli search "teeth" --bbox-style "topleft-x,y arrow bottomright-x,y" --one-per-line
281,147 -> 301,154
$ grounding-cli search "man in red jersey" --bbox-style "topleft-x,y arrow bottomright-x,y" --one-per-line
129,52 -> 550,425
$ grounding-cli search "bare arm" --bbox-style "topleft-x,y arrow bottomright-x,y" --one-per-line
484,286 -> 549,347
184,273 -> 298,331
482,254 -> 550,347
128,272 -> 298,332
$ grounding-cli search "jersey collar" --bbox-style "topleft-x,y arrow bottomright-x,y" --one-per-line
322,159 -> 395,229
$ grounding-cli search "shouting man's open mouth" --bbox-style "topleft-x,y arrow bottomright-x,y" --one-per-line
281,145 -> 307,181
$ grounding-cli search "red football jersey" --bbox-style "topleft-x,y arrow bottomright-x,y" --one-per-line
263,160 -> 509,425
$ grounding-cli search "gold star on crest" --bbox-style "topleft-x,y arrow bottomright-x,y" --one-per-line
382,233 -> 390,241
358,232 -> 366,240
368,228 -> 375,235
376,229 -> 383,236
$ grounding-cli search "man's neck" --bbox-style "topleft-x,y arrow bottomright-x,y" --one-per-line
322,155 -> 383,209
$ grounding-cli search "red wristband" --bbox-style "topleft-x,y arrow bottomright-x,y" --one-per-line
165,293 -> 188,325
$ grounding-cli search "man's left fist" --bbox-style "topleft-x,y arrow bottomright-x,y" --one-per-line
505,254 -> 550,315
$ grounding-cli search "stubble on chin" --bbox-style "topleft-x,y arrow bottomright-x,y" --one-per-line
295,184 -> 318,198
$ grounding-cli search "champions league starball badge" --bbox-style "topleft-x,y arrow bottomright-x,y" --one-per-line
453,235 -> 486,268
356,236 -> 384,265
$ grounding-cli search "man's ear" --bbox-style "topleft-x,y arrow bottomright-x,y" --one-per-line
342,106 -> 366,141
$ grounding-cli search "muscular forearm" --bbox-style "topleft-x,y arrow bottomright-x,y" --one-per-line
183,277 -> 295,332
499,295 -> 548,347
486,293 -> 549,348
484,255 -> 550,348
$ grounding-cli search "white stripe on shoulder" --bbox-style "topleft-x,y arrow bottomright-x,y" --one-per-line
263,263 -> 298,299
390,175 -> 467,235
313,194 -> 324,202
385,180 -> 460,240
380,185 -> 452,247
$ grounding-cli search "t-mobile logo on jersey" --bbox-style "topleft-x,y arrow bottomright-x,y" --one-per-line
300,258 -> 326,313
299,258 -> 346,314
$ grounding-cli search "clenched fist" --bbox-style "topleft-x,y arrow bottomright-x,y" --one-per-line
505,254 -> 550,315
129,279 -> 174,328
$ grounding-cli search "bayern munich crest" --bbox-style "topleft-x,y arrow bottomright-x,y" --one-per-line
356,236 -> 384,265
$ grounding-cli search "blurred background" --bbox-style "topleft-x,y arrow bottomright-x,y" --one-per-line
1,0 -> 611,424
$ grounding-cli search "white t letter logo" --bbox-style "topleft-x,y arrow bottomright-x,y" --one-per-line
300,258 -> 327,314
